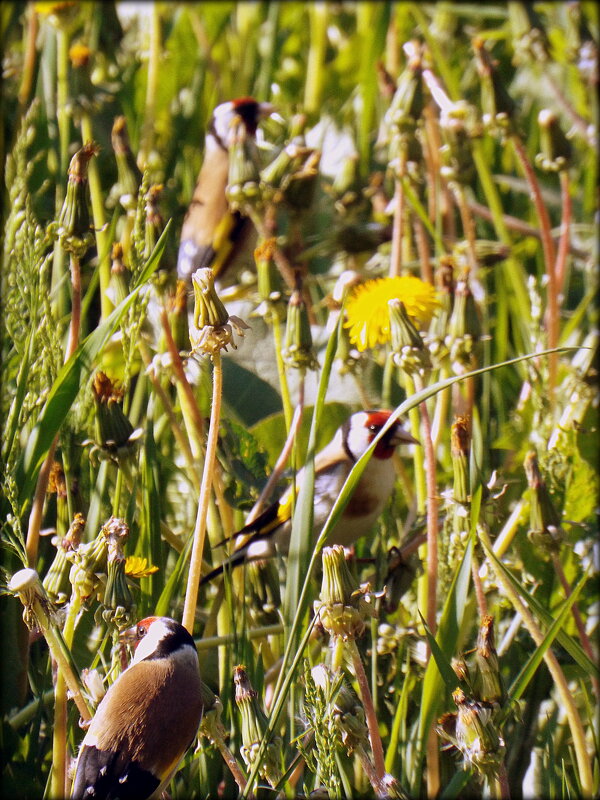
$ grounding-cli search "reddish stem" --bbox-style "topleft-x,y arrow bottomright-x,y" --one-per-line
555,170 -> 572,300
511,135 -> 558,398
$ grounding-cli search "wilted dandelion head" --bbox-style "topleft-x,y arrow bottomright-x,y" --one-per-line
345,275 -> 438,352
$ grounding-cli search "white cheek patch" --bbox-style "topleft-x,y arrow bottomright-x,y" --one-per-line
132,620 -> 171,664
345,413 -> 371,460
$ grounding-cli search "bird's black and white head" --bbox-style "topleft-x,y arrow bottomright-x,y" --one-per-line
210,97 -> 275,149
342,410 -> 418,462
122,617 -> 198,666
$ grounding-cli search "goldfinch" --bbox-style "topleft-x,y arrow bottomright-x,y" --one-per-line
177,96 -> 274,283
71,617 -> 203,800
201,410 -> 417,584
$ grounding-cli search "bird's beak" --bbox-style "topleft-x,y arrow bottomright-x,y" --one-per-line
391,424 -> 419,447
119,624 -> 139,646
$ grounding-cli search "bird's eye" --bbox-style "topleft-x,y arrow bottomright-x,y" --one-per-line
369,424 -> 380,432
137,625 -> 147,639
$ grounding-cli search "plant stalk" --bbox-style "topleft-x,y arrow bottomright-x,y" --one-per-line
182,351 -> 223,634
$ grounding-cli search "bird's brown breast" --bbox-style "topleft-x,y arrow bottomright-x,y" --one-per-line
89,657 -> 202,776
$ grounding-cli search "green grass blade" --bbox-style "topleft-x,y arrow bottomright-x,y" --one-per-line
481,540 -> 599,679
417,537 -> 473,757
504,569 -> 589,713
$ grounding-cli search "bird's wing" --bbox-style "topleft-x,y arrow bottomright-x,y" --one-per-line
71,746 -> 159,800
177,140 -> 256,281
199,490 -> 295,585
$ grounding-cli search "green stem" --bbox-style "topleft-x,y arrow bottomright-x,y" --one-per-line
138,4 -> 161,168
389,174 -> 406,278
159,308 -> 205,455
272,315 -> 293,432
51,670 -> 68,799
555,169 -> 571,299
56,26 -> 70,176
304,3 -> 327,115
182,351 -> 223,634
17,5 -> 39,114
112,467 -> 124,516
81,112 -> 112,318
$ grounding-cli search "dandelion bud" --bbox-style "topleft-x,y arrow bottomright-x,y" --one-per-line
245,558 -> 281,625
190,268 -> 249,357
254,238 -> 285,321
144,183 -> 164,258
316,545 -> 376,640
452,687 -> 505,776
388,299 -> 431,375
385,49 -> 425,132
330,153 -> 362,215
507,2 -> 549,64
524,451 -> 564,555
110,243 -> 130,306
282,286 -> 319,371
226,119 -> 262,211
439,101 -> 476,184
451,415 -> 470,505
452,657 -> 471,686
47,460 -> 70,536
446,269 -> 481,373
43,512 -> 85,604
102,517 -> 135,628
90,372 -> 142,463
167,279 -> 190,352
474,38 -> 516,134
259,144 -> 297,199
68,43 -> 97,116
475,615 -> 505,707
428,257 -> 454,362
110,116 -> 142,211
283,148 -> 321,211
536,109 -> 572,173
234,665 -> 283,786
56,142 -> 99,256
198,686 -> 227,745
68,526 -> 109,602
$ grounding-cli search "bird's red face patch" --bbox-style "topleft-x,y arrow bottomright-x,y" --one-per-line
131,616 -> 157,648
365,410 -> 397,460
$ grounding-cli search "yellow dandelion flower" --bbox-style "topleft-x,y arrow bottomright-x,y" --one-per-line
345,275 -> 439,352
125,556 -> 159,579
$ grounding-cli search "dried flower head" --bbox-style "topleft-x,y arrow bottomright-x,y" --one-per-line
189,268 -> 249,357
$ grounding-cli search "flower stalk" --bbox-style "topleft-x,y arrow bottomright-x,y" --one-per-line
183,270 -> 248,634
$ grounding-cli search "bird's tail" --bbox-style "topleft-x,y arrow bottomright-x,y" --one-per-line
199,501 -> 285,586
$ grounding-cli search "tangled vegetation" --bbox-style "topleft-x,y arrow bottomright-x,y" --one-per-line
1,3 -> 598,798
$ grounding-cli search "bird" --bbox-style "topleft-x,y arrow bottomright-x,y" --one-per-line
201,409 -> 418,585
177,96 -> 275,283
71,616 -> 203,800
